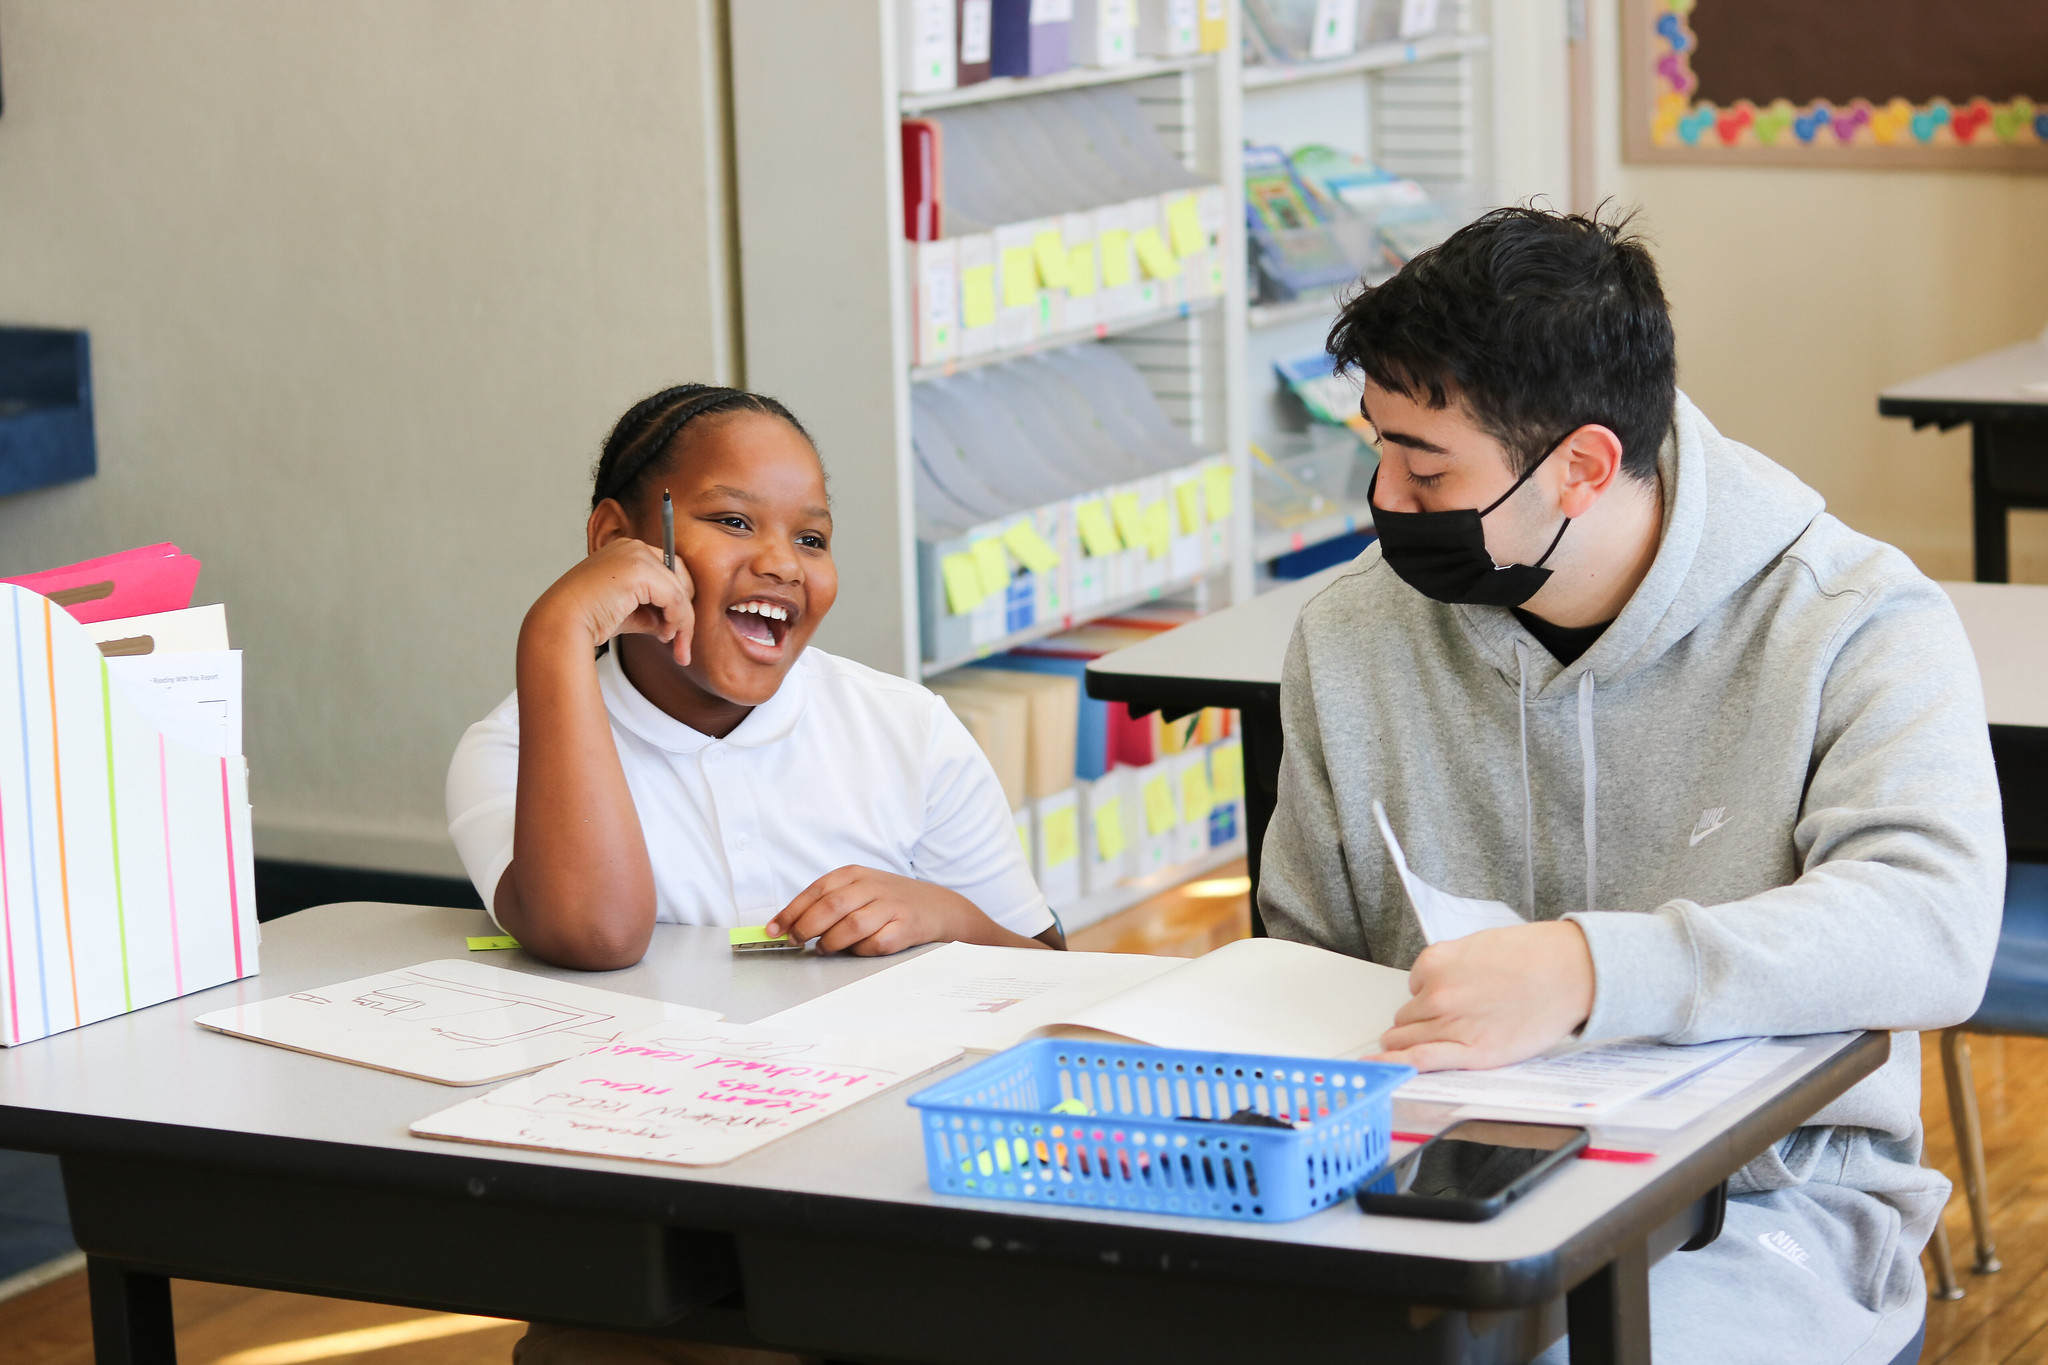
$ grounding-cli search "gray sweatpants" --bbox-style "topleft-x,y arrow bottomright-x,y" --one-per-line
1536,1129 -> 1944,1365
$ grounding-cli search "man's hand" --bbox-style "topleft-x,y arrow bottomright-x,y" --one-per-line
767,866 -> 1051,955
1374,920 -> 1595,1072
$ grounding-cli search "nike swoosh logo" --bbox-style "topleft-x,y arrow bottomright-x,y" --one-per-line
1689,819 -> 1729,847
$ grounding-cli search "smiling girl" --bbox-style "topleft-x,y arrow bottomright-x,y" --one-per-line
447,385 -> 1062,971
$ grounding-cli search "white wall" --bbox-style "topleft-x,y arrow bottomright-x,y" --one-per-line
0,1 -> 737,875
1584,0 -> 2048,582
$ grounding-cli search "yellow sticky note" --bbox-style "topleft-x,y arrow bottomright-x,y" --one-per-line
1003,520 -> 1061,574
1143,775 -> 1178,834
1181,762 -> 1214,826
466,935 -> 520,951
1134,227 -> 1181,280
1211,743 -> 1245,801
1017,821 -> 1030,854
1032,230 -> 1070,291
942,552 -> 986,614
1001,246 -> 1038,308
1076,500 -> 1121,556
1142,500 -> 1171,560
1093,796 -> 1127,859
1174,480 -> 1202,535
1100,229 -> 1133,287
1203,464 -> 1235,522
1167,195 -> 1205,258
1067,243 -> 1098,298
1111,492 -> 1146,548
970,537 -> 1010,597
961,265 -> 997,329
1042,805 -> 1079,866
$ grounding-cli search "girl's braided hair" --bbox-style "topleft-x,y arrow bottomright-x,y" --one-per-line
590,384 -> 815,510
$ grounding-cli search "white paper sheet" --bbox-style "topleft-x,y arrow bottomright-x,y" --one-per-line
1394,1037 -> 1759,1115
81,603 -> 230,654
197,959 -> 722,1086
1588,1042 -> 1802,1131
1060,936 -> 1412,1058
1373,801 -> 1524,945
410,1021 -> 962,1166
104,649 -> 242,756
753,942 -> 1182,1052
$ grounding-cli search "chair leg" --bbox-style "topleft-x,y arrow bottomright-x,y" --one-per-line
1926,1210 -> 1964,1300
1941,1028 -> 2002,1273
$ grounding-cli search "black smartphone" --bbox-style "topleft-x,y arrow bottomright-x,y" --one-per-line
1357,1119 -> 1590,1221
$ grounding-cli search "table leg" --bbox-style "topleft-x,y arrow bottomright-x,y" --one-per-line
86,1258 -> 177,1365
1238,702 -> 1284,936
1567,1242 -> 1651,1365
1972,425 -> 2009,583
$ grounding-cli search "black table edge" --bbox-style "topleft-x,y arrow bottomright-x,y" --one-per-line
1878,395 -> 2048,429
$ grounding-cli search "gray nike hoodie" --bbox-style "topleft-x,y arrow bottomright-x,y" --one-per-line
1260,393 -> 2003,1316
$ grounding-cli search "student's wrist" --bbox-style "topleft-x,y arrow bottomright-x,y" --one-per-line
519,595 -> 605,662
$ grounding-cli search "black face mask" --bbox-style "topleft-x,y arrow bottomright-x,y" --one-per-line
1367,441 -> 1571,608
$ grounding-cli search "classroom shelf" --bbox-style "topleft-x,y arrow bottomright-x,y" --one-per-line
1056,838 -> 1247,933
900,53 -> 1216,114
1240,33 -> 1490,91
1247,295 -> 1339,332
1254,503 -> 1373,564
909,295 -> 1224,383
920,570 -> 1211,679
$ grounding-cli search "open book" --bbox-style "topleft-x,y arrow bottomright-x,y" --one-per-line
753,937 -> 1413,1059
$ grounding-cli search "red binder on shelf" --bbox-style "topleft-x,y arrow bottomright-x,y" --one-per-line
902,119 -> 944,242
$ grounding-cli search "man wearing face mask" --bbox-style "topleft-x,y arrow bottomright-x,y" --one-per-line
1259,207 -> 2001,1365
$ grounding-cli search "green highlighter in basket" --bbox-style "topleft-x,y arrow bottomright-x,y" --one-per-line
730,925 -> 801,954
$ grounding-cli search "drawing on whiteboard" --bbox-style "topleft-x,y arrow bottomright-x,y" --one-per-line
196,959 -> 722,1086
342,978 -> 609,1048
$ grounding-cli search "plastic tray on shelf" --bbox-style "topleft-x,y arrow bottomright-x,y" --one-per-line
909,1039 -> 1413,1223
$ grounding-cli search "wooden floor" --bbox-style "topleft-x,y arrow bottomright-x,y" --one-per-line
1922,1033 -> 2048,1363
5,872 -> 2045,1364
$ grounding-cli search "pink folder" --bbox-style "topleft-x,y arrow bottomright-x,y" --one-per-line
1,544 -> 202,624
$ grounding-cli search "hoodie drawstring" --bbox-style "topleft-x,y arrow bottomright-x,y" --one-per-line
1578,670 -> 1597,917
1514,642 -> 1535,916
1513,642 -> 1599,920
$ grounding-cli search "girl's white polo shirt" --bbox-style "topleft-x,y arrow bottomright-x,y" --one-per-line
445,644 -> 1053,938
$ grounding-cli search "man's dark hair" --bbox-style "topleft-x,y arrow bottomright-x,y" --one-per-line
1327,206 -> 1675,481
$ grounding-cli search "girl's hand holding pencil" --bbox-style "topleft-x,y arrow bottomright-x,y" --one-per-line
526,537 -> 695,667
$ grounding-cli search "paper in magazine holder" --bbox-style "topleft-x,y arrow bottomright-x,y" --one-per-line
0,582 -> 257,1045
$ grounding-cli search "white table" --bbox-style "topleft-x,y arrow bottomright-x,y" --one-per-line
0,902 -> 1884,1365
1881,336 -> 2048,582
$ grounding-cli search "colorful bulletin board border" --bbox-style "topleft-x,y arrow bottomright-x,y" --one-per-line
1623,0 -> 2048,170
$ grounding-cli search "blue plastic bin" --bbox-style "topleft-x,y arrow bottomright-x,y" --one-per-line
908,1039 -> 1413,1222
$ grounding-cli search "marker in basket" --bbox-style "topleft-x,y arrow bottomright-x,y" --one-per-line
661,489 -> 675,570
730,924 -> 800,954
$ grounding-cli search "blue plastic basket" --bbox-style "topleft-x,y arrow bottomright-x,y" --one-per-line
908,1039 -> 1414,1223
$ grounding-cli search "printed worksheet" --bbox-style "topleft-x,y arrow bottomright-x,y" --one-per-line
104,649 -> 243,756
410,1021 -> 961,1166
1395,1038 -> 1760,1115
1591,1042 -> 1804,1131
196,959 -> 722,1085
